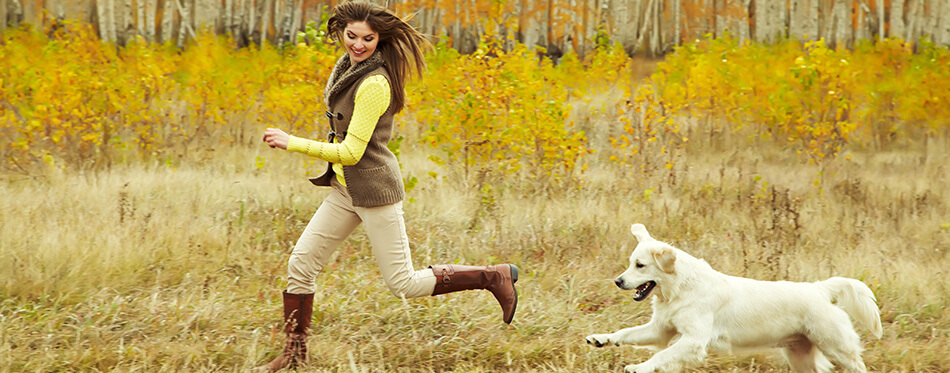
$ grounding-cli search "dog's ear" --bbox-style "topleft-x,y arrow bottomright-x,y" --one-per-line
630,224 -> 653,243
652,246 -> 676,274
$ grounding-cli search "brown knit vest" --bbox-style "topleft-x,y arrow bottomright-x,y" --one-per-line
308,66 -> 404,207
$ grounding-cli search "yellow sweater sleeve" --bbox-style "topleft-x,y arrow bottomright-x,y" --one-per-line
286,75 -> 391,166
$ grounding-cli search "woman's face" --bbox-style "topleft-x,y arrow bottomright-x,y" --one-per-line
344,21 -> 378,64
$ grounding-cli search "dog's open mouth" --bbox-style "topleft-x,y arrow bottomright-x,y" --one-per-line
633,281 -> 656,301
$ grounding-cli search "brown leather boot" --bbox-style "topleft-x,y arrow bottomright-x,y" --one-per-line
429,264 -> 519,324
255,291 -> 313,372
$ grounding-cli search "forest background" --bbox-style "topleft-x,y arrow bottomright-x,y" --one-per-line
2,0 -> 950,372
4,0 -> 950,54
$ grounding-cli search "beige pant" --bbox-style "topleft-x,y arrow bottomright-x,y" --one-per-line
285,180 -> 437,297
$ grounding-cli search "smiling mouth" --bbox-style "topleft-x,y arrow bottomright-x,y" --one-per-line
633,281 -> 656,301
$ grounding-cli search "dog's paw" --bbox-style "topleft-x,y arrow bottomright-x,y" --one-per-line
623,363 -> 655,373
585,334 -> 614,348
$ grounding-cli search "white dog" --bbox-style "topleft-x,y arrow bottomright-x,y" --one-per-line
585,224 -> 883,373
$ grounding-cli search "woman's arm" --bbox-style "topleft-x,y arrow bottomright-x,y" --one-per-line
265,75 -> 391,165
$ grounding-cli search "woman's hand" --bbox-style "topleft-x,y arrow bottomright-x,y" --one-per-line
262,128 -> 290,150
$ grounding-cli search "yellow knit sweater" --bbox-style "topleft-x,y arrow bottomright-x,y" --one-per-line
285,75 -> 391,186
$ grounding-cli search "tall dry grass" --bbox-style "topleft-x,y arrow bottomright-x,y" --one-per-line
3,76 -> 950,373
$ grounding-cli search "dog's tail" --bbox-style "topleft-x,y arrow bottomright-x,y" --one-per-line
818,277 -> 883,338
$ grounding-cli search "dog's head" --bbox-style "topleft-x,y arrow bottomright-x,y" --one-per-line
615,223 -> 677,302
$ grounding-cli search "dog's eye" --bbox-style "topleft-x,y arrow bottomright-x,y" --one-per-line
635,261 -> 645,268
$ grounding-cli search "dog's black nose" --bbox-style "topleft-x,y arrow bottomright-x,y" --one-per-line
614,278 -> 624,288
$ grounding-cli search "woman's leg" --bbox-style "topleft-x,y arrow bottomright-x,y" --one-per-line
257,187 -> 361,372
357,200 -> 437,298
357,201 -> 519,324
286,188 -> 362,294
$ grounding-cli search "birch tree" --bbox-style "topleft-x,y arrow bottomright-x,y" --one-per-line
718,0 -> 750,44
97,0 -> 117,43
924,0 -> 940,44
672,0 -> 681,47
120,0 -> 133,43
608,0 -> 639,55
908,0 -> 927,45
259,0 -> 272,46
137,0 -> 146,40
635,0 -> 655,55
854,0 -> 870,43
277,0 -> 291,45
145,0 -> 155,42
827,0 -> 850,48
876,0 -> 883,41
1,0 -> 7,34
224,0 -> 232,35
941,0 -> 950,45
789,0 -> 819,41
291,0 -> 303,45
246,0 -> 256,44
7,0 -> 21,29
162,0 -> 173,43
889,0 -> 905,40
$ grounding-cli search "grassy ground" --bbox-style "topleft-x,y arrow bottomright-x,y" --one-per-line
2,92 -> 949,372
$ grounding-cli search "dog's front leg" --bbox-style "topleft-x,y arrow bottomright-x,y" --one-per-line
586,319 -> 673,348
625,334 -> 709,373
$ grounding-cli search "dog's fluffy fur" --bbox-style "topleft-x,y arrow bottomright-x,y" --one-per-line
585,224 -> 883,373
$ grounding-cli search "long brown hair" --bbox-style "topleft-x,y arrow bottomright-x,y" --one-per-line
327,1 -> 430,113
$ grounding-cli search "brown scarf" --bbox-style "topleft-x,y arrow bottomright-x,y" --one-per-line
323,51 -> 385,108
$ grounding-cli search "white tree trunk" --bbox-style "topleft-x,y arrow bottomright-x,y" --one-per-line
876,0 -> 883,41
452,0 -> 461,50
925,0 -> 939,44
246,0 -> 255,41
137,0 -> 146,39
162,0 -> 173,43
650,0 -> 659,54
121,0 -> 133,43
96,0 -> 116,42
109,0 -> 116,42
277,0 -> 293,45
50,0 -> 66,20
889,0 -> 905,39
108,0 -> 118,42
791,0 -> 819,41
224,0 -> 232,34
628,0 -> 642,53
175,0 -> 189,48
145,0 -> 155,42
292,0 -> 302,44
237,0 -> 247,43
756,0 -> 784,43
830,0 -> 850,48
717,0 -> 745,41
941,0 -> 950,45
672,0 -> 680,46
636,0 -> 654,54
905,0 -> 917,42
855,0 -> 870,43
740,0 -> 752,44
1,0 -> 6,34
260,0 -> 272,44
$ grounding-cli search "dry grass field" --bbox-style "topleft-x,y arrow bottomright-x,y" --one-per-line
2,82 -> 949,372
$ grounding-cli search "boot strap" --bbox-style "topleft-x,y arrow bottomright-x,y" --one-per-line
430,265 -> 456,284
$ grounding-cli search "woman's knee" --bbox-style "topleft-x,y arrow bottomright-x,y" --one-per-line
287,255 -> 320,288
383,271 -> 433,299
